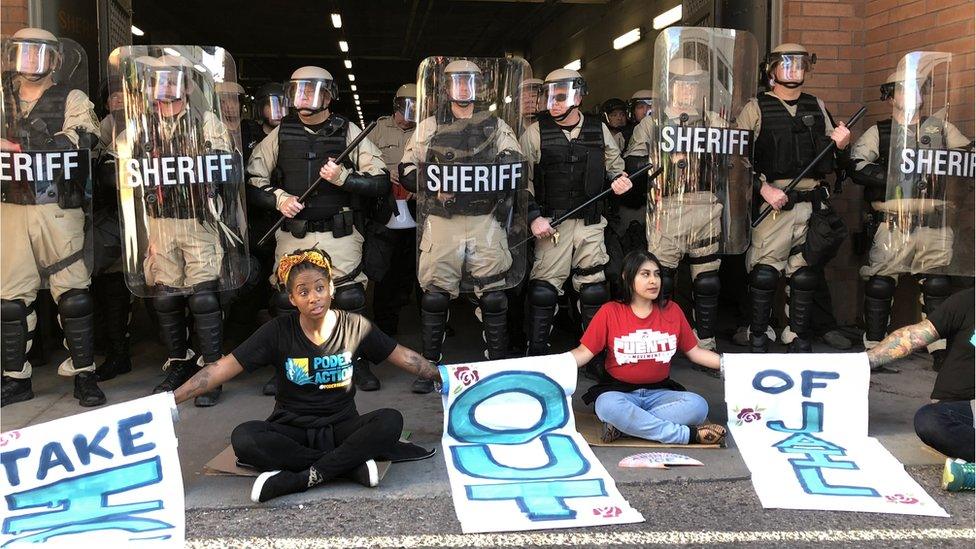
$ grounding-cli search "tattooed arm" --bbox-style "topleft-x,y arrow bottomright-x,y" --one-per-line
866,319 -> 941,369
386,344 -> 441,382
173,355 -> 245,404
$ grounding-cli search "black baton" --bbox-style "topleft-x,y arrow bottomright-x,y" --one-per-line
516,164 -> 663,248
752,107 -> 867,228
257,120 -> 379,247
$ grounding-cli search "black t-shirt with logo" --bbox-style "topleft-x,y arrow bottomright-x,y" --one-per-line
233,311 -> 397,417
927,288 -> 975,401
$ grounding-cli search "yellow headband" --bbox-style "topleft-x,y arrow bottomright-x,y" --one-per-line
276,250 -> 333,287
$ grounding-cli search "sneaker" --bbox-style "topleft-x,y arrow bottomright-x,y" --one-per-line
74,372 -> 107,407
695,423 -> 727,445
600,422 -> 622,444
821,330 -> 852,351
153,358 -> 198,394
353,361 -> 381,391
250,470 -> 306,503
96,354 -> 132,382
347,459 -> 380,488
194,385 -> 222,407
1,376 -> 33,407
262,374 -> 277,396
942,458 -> 975,492
411,377 -> 434,394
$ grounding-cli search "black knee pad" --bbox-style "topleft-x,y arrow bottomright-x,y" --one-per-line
154,293 -> 186,314
659,266 -> 676,299
920,275 -> 951,299
864,275 -> 897,300
579,282 -> 609,307
1,299 -> 27,323
187,291 -> 221,315
57,288 -> 93,319
693,270 -> 721,296
479,290 -> 507,314
528,281 -> 558,308
789,267 -> 819,292
333,284 -> 367,313
749,264 -> 779,291
421,291 -> 451,315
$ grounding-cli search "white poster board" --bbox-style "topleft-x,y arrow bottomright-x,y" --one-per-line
1,394 -> 185,546
724,353 -> 947,517
440,353 -> 645,533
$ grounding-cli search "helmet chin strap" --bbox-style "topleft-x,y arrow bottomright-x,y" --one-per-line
773,77 -> 804,89
551,104 -> 578,122
451,99 -> 473,108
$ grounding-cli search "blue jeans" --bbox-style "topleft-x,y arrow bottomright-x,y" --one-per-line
594,389 -> 709,444
914,400 -> 975,462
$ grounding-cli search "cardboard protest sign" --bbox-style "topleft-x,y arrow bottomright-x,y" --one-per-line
1,394 -> 185,545
439,353 -> 644,533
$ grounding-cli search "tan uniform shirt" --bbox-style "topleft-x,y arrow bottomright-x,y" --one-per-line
518,114 -> 625,197
624,107 -> 726,158
12,79 -> 99,146
247,116 -> 386,208
370,115 -> 414,173
852,119 -> 970,169
400,113 -> 523,173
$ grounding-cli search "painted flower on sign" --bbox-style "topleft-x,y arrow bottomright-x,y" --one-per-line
592,505 -> 622,518
0,430 -> 20,447
733,406 -> 763,426
885,493 -> 919,504
453,366 -> 480,386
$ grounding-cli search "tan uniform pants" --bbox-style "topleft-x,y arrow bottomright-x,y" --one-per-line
1,202 -> 92,377
272,227 -> 367,288
531,216 -> 609,294
648,195 -> 722,278
145,217 -> 223,289
418,214 -> 512,298
859,223 -> 953,278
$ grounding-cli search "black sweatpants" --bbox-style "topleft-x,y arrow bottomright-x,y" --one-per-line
231,408 -> 404,478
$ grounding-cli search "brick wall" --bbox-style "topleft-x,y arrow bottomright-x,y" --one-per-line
780,0 -> 975,326
1,0 -> 30,36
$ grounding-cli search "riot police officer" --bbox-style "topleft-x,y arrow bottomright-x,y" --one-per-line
1,28 -> 103,407
628,89 -> 655,125
247,66 -> 390,391
737,43 -> 851,353
601,97 -> 629,151
522,68 -> 632,358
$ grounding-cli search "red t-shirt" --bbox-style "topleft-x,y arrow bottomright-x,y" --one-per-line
580,301 -> 698,384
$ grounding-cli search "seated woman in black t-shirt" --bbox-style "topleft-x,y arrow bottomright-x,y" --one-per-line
172,249 -> 442,503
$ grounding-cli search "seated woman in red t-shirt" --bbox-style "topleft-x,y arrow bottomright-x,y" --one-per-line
570,250 -> 727,445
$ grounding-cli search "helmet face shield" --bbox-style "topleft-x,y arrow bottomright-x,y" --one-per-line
544,82 -> 583,111
287,79 -> 335,111
6,39 -> 58,76
630,99 -> 653,121
774,54 -> 812,81
448,73 -> 479,102
149,68 -> 187,102
394,96 -> 417,122
260,95 -> 288,122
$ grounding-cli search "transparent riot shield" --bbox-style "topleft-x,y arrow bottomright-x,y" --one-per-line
108,45 -> 249,297
879,51 -> 974,277
413,56 -> 530,294
1,35 -> 95,289
648,27 -> 756,263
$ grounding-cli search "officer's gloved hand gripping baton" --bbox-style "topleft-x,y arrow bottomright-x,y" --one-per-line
516,164 -> 663,248
257,120 -> 379,247
751,106 -> 867,228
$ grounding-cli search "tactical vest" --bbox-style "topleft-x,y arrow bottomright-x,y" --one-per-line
754,92 -> 834,182
424,111 -> 506,217
276,113 -> 357,221
536,115 -> 605,221
2,83 -> 69,149
138,107 -> 214,219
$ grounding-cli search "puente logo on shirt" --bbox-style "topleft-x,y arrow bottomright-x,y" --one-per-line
284,352 -> 353,388
613,329 -> 677,365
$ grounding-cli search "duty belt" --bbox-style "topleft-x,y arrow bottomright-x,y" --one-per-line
282,217 -> 334,233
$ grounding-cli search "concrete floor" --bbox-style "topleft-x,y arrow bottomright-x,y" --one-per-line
0,296 -> 950,515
